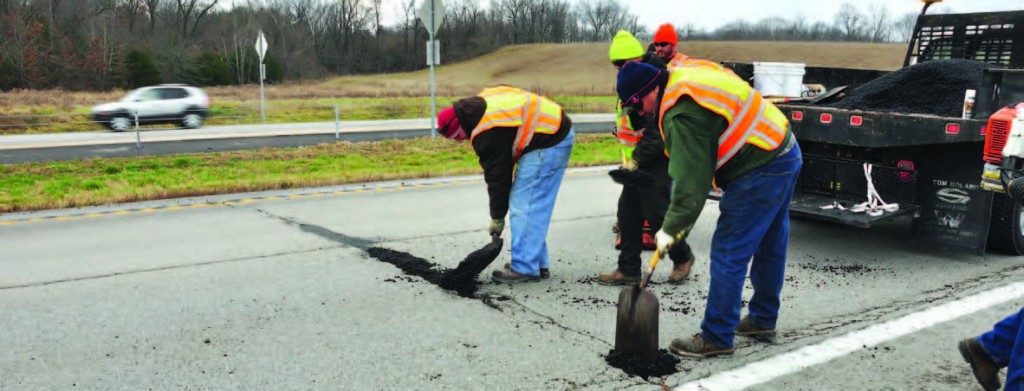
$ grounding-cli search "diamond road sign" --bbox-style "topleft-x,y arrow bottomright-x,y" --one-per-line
255,30 -> 268,62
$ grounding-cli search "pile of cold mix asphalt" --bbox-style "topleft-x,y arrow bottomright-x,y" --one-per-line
826,59 -> 994,117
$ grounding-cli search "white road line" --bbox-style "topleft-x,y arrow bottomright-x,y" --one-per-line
677,282 -> 1024,391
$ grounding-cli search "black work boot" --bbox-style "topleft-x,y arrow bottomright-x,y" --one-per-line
736,316 -> 777,343
669,333 -> 734,358
958,337 -> 1002,391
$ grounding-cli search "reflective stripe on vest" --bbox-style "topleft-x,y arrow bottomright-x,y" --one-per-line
658,67 -> 789,169
470,86 -> 563,160
668,53 -> 725,71
615,104 -> 642,147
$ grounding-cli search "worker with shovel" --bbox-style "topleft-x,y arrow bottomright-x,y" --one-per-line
615,61 -> 801,358
600,29 -> 696,286
436,86 -> 574,284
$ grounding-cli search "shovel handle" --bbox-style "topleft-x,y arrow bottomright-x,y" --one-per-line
638,250 -> 661,290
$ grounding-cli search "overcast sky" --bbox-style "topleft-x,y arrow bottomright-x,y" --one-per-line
379,0 -> 1022,31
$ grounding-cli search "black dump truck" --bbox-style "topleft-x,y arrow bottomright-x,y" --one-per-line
723,9 -> 1024,255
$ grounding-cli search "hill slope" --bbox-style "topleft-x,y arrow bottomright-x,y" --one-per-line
319,41 -> 905,97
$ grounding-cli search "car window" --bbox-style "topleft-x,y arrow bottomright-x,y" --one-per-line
136,89 -> 161,101
157,88 -> 189,100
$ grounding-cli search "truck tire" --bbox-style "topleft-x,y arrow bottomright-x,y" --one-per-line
987,194 -> 1024,255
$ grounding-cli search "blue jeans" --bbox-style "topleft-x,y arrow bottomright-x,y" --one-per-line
508,129 -> 575,277
979,307 -> 1024,391
701,143 -> 802,348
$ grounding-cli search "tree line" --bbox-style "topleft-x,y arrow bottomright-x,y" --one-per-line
0,0 -> 919,92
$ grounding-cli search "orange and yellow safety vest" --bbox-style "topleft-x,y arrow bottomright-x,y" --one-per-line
668,52 -> 725,71
470,86 -> 563,161
658,66 -> 789,169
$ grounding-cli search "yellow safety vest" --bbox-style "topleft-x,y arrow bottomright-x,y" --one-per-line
615,103 -> 641,159
470,86 -> 563,161
658,66 -> 789,169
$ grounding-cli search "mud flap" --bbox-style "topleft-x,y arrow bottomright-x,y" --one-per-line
912,143 -> 993,255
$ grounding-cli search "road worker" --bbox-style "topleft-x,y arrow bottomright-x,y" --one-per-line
599,30 -> 696,286
436,86 -> 574,284
652,23 -> 726,71
616,61 -> 801,357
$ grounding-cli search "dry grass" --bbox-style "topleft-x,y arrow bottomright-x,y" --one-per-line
0,41 -> 904,112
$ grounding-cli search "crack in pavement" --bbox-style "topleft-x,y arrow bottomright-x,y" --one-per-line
254,208 -> 376,250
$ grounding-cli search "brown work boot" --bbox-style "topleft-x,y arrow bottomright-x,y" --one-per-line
598,269 -> 641,286
736,316 -> 777,343
492,265 -> 541,284
667,256 -> 695,285
958,337 -> 1002,391
504,263 -> 549,279
669,333 -> 734,358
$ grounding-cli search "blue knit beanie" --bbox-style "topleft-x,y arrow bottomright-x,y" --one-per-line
617,61 -> 662,108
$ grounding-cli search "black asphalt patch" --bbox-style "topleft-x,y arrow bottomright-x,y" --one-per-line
604,349 -> 680,379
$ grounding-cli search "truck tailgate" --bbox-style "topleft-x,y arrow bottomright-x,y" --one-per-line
780,106 -> 987,148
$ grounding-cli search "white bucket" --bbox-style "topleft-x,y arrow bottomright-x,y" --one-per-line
753,62 -> 806,97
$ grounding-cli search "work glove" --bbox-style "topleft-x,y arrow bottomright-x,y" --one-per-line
622,159 -> 639,172
655,229 -> 678,254
488,218 -> 505,238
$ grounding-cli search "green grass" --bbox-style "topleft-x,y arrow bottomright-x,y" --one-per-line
0,96 -> 618,135
0,134 -> 622,212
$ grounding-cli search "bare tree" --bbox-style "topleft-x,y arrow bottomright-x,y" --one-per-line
174,0 -> 219,40
892,12 -> 918,43
144,0 -> 161,31
866,4 -> 890,42
834,2 -> 864,41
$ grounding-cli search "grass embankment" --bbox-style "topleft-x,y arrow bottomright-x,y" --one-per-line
0,134 -> 621,213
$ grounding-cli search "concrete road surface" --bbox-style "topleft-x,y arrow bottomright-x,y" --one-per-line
2,168 -> 1021,390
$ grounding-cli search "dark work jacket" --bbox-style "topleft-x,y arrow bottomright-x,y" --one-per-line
453,96 -> 573,219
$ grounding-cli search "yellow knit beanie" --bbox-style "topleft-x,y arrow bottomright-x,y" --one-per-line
608,30 -> 645,61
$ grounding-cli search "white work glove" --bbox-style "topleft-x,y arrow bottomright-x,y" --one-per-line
488,218 -> 505,238
655,229 -> 676,254
622,159 -> 639,172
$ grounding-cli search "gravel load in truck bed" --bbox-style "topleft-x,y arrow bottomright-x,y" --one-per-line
826,59 -> 994,117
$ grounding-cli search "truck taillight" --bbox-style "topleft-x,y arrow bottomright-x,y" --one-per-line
984,106 -> 1017,164
820,113 -> 832,124
945,123 -> 960,135
850,115 -> 863,126
791,111 -> 803,121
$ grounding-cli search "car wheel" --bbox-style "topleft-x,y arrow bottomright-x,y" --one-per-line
109,116 -> 132,132
182,113 -> 203,129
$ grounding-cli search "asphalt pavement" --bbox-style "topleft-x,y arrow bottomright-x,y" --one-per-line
1,168 -> 1021,390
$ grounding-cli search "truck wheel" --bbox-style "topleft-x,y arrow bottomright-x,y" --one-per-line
987,194 -> 1024,255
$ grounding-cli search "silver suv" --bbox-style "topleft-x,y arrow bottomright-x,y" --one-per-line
90,85 -> 210,131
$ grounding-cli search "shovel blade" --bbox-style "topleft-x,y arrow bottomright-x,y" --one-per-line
614,285 -> 660,362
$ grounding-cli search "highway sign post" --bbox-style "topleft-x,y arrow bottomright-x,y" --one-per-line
417,0 -> 444,139
255,30 -> 268,124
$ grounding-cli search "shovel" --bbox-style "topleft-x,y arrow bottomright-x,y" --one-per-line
439,233 -> 503,289
614,249 -> 662,362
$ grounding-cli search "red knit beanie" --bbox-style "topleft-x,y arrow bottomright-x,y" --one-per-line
437,107 -> 460,135
653,23 -> 678,46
